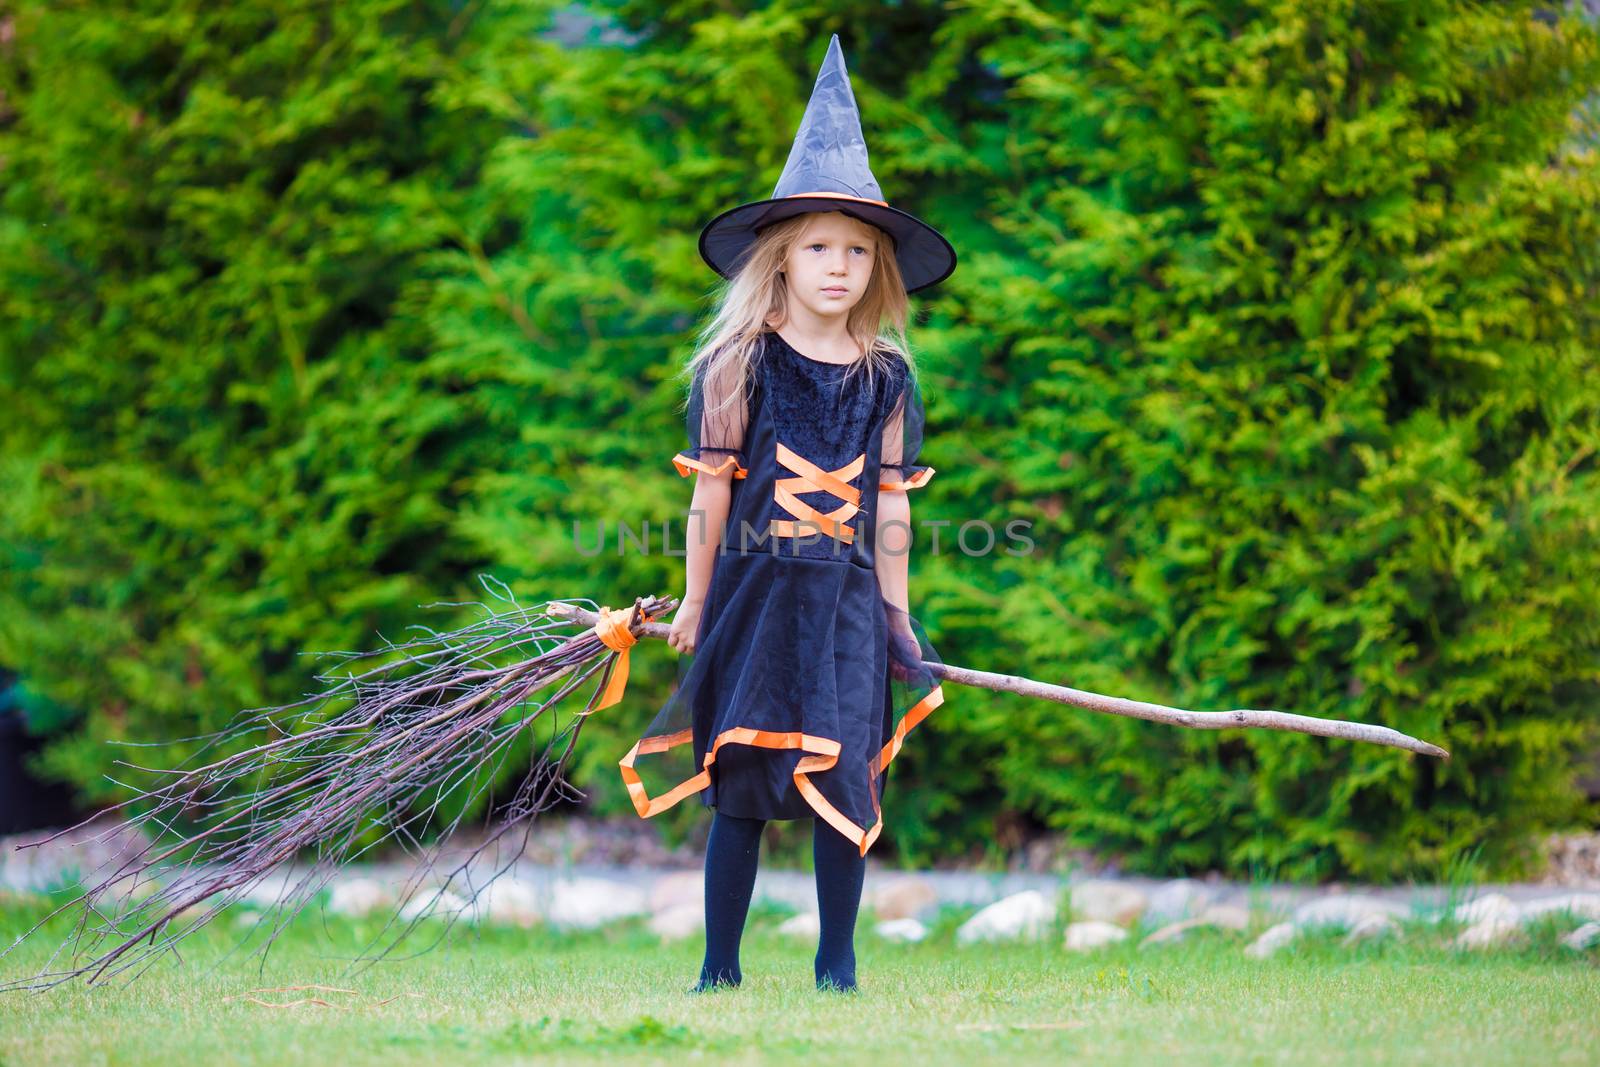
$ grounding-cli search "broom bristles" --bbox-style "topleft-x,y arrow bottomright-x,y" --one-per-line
1,579 -> 676,993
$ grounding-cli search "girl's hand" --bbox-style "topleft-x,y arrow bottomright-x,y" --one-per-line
667,601 -> 702,654
887,615 -> 923,684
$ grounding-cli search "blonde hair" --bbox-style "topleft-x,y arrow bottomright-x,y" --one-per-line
683,211 -> 917,427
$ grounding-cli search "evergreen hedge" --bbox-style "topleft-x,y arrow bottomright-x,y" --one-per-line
2,1 -> 1596,880
939,0 -> 1600,880
0,0 -> 516,804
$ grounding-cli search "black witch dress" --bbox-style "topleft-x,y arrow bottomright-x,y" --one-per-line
618,329 -> 946,857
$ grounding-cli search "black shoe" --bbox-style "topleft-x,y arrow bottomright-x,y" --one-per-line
815,974 -> 859,994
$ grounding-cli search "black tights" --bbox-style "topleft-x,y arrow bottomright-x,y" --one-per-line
693,810 -> 865,993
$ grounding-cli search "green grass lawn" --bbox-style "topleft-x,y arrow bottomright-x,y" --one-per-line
1,897 -> 1596,1066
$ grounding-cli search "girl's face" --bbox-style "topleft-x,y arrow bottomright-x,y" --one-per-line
781,212 -> 877,321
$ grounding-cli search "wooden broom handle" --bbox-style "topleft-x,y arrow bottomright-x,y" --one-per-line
544,600 -> 1449,759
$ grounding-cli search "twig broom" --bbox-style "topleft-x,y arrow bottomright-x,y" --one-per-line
1,579 -> 1446,992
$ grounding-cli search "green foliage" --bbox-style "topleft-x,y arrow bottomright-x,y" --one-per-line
2,0 -> 1597,880
924,0 -> 1600,880
0,0 -> 532,804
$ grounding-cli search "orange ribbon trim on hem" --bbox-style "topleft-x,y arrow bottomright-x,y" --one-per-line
617,682 -> 947,858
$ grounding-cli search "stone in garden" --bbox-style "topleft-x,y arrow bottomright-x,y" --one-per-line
1,822 -> 149,895
175,903 -> 218,923
1146,878 -> 1216,923
868,877 -> 938,921
238,870 -> 298,910
1199,904 -> 1251,932
1539,831 -> 1600,888
1141,902 -> 1253,948
546,876 -> 648,929
1062,921 -> 1128,952
327,878 -> 395,919
478,878 -> 540,928
97,874 -> 160,907
1452,893 -> 1519,925
1452,918 -> 1525,950
122,879 -> 162,905
1292,895 -> 1407,930
1559,922 -> 1600,951
398,888 -> 468,922
875,917 -> 929,943
648,870 -> 703,913
955,890 -> 1057,945
1069,880 -> 1148,927
1139,917 -> 1210,948
1244,922 -> 1298,959
778,911 -> 821,939
1518,893 -> 1600,924
647,902 -> 703,941
1341,913 -> 1400,946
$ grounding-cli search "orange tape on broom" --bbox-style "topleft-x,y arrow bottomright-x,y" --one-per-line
586,604 -> 657,714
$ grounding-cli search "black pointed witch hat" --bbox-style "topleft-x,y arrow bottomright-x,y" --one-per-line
698,33 -> 957,294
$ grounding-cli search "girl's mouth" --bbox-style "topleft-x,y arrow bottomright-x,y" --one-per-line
822,287 -> 848,296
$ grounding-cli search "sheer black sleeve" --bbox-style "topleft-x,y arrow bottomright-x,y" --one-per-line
878,363 -> 933,491
671,356 -> 750,479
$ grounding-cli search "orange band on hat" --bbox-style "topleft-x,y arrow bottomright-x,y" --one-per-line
781,191 -> 890,208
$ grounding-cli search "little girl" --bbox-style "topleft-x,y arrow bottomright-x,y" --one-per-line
617,34 -> 954,994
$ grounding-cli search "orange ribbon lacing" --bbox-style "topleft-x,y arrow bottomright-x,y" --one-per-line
770,442 -> 865,545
